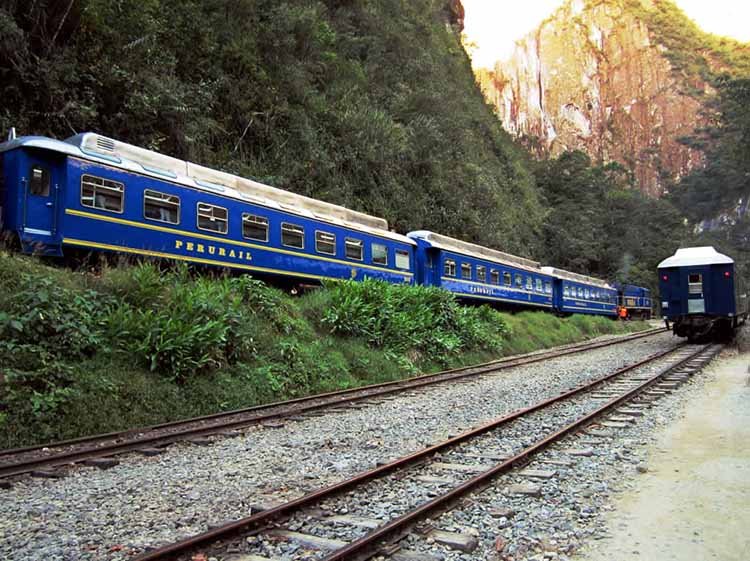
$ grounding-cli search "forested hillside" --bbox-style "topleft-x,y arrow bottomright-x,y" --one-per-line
634,0 -> 750,288
0,0 -> 543,255
2,0 -> 746,293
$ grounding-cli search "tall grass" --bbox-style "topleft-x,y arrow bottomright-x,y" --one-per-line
0,253 -> 648,447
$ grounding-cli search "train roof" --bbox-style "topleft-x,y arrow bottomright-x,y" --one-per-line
0,132 -> 414,245
407,231 -> 544,274
540,266 -> 613,289
658,246 -> 734,269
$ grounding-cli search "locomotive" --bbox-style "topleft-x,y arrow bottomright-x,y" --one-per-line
0,129 -> 646,318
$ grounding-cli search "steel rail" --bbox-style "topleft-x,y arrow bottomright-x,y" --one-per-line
320,344 -> 722,561
0,327 -> 662,459
0,328 -> 664,478
132,341 -> 693,561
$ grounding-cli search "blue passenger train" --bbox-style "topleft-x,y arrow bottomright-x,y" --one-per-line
613,283 -> 652,320
658,247 -> 746,341
0,130 -> 645,320
543,267 -> 618,317
408,231 -> 554,310
0,131 -> 415,286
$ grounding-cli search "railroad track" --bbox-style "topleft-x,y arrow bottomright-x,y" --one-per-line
0,327 -> 665,480
131,341 -> 721,561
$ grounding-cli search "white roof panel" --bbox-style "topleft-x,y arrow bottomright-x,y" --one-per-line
658,246 -> 734,268
540,266 -> 612,289
407,230 -> 544,274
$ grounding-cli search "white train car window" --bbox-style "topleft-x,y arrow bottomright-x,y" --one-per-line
345,237 -> 363,260
477,265 -> 486,282
81,174 -> 124,213
144,190 -> 180,224
395,249 -> 410,270
243,214 -> 269,242
461,263 -> 472,280
281,223 -> 304,249
536,278 -> 543,292
315,231 -> 336,255
503,272 -> 512,286
515,274 -> 523,288
444,259 -> 456,276
688,274 -> 703,294
197,203 -> 228,234
372,243 -> 388,266
491,269 -> 500,284
525,277 -> 533,291
545,281 -> 552,294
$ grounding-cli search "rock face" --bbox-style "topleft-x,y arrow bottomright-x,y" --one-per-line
474,0 -> 711,197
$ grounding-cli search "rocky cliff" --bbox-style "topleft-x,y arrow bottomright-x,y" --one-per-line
473,0 -> 713,197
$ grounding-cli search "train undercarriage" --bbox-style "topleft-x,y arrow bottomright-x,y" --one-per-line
667,313 -> 747,343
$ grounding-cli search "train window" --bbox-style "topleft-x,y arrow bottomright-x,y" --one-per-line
372,243 -> 388,266
81,174 -> 124,213
395,249 -> 410,270
29,166 -> 50,196
535,278 -> 543,292
525,277 -> 533,290
585,288 -> 590,299
545,281 -> 552,294
491,270 -> 500,284
197,203 -> 228,234
282,223 -> 305,249
688,274 -> 703,294
444,259 -> 456,276
577,287 -> 583,298
144,190 -> 180,224
477,265 -> 487,282
515,274 -> 523,288
243,214 -> 269,242
504,272 -> 512,286
345,237 -> 363,260
564,286 -> 570,297
461,263 -> 472,280
315,231 -> 336,255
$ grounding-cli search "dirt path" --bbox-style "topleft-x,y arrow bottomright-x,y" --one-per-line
576,351 -> 750,561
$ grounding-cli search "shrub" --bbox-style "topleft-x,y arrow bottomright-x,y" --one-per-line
104,267 -> 259,381
321,279 -> 508,361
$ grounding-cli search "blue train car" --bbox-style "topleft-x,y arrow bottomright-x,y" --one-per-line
658,246 -> 742,341
0,132 -> 415,284
542,267 -> 618,317
614,283 -> 652,319
408,230 -> 554,309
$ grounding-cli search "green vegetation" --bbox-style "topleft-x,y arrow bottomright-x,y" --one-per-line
535,151 -> 687,293
0,0 -> 543,254
0,252 -> 646,448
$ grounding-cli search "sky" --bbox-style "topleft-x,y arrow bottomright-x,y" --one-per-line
463,0 -> 750,68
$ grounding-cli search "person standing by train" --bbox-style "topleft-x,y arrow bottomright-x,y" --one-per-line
618,305 -> 628,320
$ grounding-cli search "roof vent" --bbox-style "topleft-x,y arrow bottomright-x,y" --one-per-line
95,136 -> 116,152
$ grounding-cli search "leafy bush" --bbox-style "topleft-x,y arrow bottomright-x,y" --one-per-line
105,268 -> 259,381
321,279 -> 509,361
0,275 -> 110,358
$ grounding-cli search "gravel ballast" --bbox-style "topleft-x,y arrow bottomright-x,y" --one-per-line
0,332 -> 678,561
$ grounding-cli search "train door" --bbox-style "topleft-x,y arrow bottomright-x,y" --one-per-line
685,267 -> 707,314
20,153 -> 62,245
